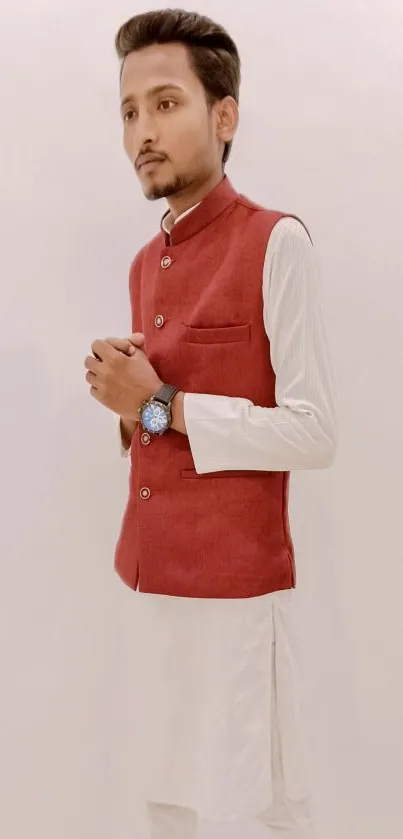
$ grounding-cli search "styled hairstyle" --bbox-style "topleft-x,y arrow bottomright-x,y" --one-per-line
115,8 -> 241,165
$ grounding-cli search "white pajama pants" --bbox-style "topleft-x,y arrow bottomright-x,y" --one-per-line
145,610 -> 316,838
147,785 -> 314,838
139,590 -> 316,837
147,791 -> 314,838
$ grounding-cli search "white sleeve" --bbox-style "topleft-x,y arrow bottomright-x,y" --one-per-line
118,416 -> 130,458
183,216 -> 338,474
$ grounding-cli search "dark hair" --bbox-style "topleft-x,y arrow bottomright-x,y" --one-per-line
115,8 -> 241,165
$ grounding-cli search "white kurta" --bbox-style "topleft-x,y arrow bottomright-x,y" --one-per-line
118,211 -> 337,822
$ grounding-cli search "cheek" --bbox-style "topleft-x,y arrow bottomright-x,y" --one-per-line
171,113 -> 210,157
123,128 -> 134,158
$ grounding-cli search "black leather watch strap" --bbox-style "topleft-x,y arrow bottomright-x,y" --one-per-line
153,383 -> 180,406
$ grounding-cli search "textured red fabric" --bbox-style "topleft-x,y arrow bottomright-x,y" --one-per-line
114,176 -> 301,598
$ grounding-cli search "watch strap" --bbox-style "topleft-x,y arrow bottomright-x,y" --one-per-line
152,383 -> 179,406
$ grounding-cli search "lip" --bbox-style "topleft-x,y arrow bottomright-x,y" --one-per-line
139,160 -> 163,174
137,154 -> 166,171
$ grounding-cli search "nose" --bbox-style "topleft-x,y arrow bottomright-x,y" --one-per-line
135,109 -> 158,151
124,107 -> 159,167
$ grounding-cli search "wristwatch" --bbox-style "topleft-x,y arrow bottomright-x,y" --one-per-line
138,383 -> 180,436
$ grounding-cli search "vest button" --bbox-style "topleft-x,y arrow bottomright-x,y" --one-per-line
140,487 -> 151,500
161,256 -> 172,269
155,314 -> 164,328
141,432 -> 151,446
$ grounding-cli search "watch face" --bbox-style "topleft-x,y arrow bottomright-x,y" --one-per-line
141,401 -> 170,434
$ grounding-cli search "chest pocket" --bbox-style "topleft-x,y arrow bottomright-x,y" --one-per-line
184,322 -> 251,344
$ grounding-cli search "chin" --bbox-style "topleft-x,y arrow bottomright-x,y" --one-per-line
143,183 -> 169,201
142,173 -> 191,202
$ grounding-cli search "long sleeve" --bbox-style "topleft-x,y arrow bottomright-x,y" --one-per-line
118,416 -> 130,457
183,217 -> 337,474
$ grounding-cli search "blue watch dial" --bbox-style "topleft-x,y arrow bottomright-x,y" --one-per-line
141,401 -> 170,434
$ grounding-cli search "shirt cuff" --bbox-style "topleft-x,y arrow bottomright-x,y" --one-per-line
183,392 -> 336,474
183,392 -> 255,474
118,416 -> 130,457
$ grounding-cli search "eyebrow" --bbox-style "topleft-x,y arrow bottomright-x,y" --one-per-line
120,84 -> 184,112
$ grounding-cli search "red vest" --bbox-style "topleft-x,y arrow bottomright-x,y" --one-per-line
115,176 -> 303,598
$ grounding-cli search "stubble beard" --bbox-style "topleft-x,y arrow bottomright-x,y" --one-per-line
144,172 -> 194,202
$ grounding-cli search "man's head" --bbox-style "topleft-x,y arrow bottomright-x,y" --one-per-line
115,9 -> 240,201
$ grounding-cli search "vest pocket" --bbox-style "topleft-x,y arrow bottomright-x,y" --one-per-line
183,322 -> 251,344
181,468 -> 272,479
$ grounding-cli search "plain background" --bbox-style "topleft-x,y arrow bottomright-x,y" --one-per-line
0,1 -> 402,837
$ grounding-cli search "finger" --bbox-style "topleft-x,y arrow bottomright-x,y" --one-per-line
91,339 -> 116,362
105,337 -> 136,355
84,355 -> 100,372
129,332 -> 145,346
90,386 -> 101,401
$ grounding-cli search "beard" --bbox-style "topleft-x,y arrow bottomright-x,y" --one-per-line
143,172 -> 193,201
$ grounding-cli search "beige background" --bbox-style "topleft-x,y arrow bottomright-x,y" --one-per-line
0,0 -> 402,837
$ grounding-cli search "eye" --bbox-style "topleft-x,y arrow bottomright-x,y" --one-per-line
123,109 -> 136,123
158,99 -> 176,111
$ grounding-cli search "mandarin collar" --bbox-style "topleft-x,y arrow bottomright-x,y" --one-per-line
160,175 -> 238,246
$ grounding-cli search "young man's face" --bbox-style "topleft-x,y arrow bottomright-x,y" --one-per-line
120,42 -> 236,201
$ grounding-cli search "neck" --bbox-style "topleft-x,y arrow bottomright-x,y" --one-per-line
167,168 -> 224,220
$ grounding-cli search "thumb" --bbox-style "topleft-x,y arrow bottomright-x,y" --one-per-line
129,332 -> 145,347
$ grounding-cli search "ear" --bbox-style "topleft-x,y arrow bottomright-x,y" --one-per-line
216,96 -> 239,145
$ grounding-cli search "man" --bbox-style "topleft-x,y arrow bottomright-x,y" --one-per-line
84,9 -> 337,839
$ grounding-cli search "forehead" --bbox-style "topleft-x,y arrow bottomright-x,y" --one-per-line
120,42 -> 201,99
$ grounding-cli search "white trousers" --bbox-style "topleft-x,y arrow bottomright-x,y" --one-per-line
147,794 -> 314,839
146,684 -> 316,838
145,591 -> 316,838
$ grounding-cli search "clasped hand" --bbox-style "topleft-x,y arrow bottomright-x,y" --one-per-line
84,333 -> 163,420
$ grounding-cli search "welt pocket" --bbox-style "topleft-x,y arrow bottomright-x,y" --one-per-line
183,322 -> 251,344
181,469 -> 273,479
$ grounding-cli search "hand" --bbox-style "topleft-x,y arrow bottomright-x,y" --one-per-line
85,336 -> 163,420
103,333 -> 146,357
